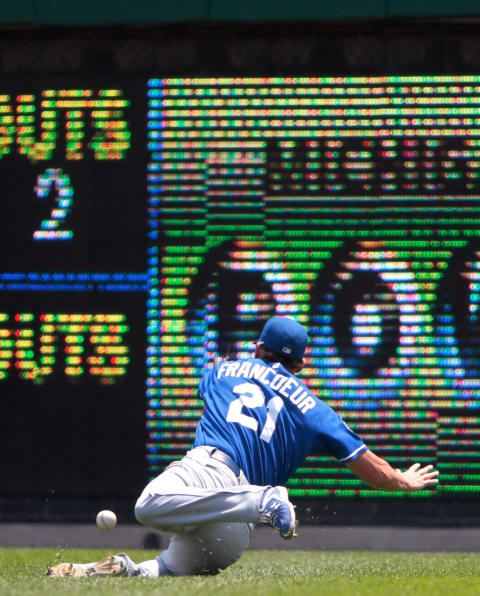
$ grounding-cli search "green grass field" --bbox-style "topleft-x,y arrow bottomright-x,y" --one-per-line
1,548 -> 480,596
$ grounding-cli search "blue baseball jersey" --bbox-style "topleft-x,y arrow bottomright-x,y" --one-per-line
193,357 -> 367,486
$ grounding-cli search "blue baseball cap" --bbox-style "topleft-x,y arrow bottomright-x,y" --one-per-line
257,316 -> 308,360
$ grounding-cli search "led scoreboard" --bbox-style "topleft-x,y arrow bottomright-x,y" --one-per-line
3,74 -> 480,514
0,83 -> 148,500
146,76 -> 480,501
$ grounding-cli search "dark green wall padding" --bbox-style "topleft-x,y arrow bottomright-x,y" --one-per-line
3,0 -> 480,26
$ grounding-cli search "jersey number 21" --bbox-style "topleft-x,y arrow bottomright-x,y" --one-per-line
226,382 -> 284,443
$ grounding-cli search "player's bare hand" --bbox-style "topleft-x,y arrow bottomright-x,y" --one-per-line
398,463 -> 439,492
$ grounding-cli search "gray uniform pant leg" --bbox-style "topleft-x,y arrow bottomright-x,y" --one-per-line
134,447 -> 266,576
158,521 -> 253,576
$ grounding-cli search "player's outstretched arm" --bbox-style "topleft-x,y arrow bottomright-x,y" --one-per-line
345,449 -> 439,492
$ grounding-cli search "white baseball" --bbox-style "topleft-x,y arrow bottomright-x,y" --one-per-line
96,509 -> 117,531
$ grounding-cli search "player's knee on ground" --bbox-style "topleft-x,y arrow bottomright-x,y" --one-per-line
159,522 -> 252,576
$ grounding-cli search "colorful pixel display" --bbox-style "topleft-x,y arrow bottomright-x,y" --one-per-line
146,76 -> 480,498
1,89 -> 131,162
5,75 -> 480,506
0,292 -> 147,498
0,312 -> 130,383
0,85 -> 147,500
0,86 -> 144,272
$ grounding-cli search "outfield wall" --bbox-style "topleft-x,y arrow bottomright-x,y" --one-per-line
2,19 -> 480,527
1,524 -> 479,552
4,0 -> 480,25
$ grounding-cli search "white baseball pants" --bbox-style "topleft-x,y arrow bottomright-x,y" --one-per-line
134,446 -> 267,576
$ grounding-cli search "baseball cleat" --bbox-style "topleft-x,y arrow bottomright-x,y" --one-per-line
45,554 -> 127,577
258,486 -> 297,539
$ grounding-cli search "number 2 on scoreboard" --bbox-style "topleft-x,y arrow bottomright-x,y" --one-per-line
33,168 -> 74,241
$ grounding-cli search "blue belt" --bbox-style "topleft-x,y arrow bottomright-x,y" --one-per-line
209,448 -> 241,477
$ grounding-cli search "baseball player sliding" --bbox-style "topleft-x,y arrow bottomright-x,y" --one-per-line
46,316 -> 439,578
